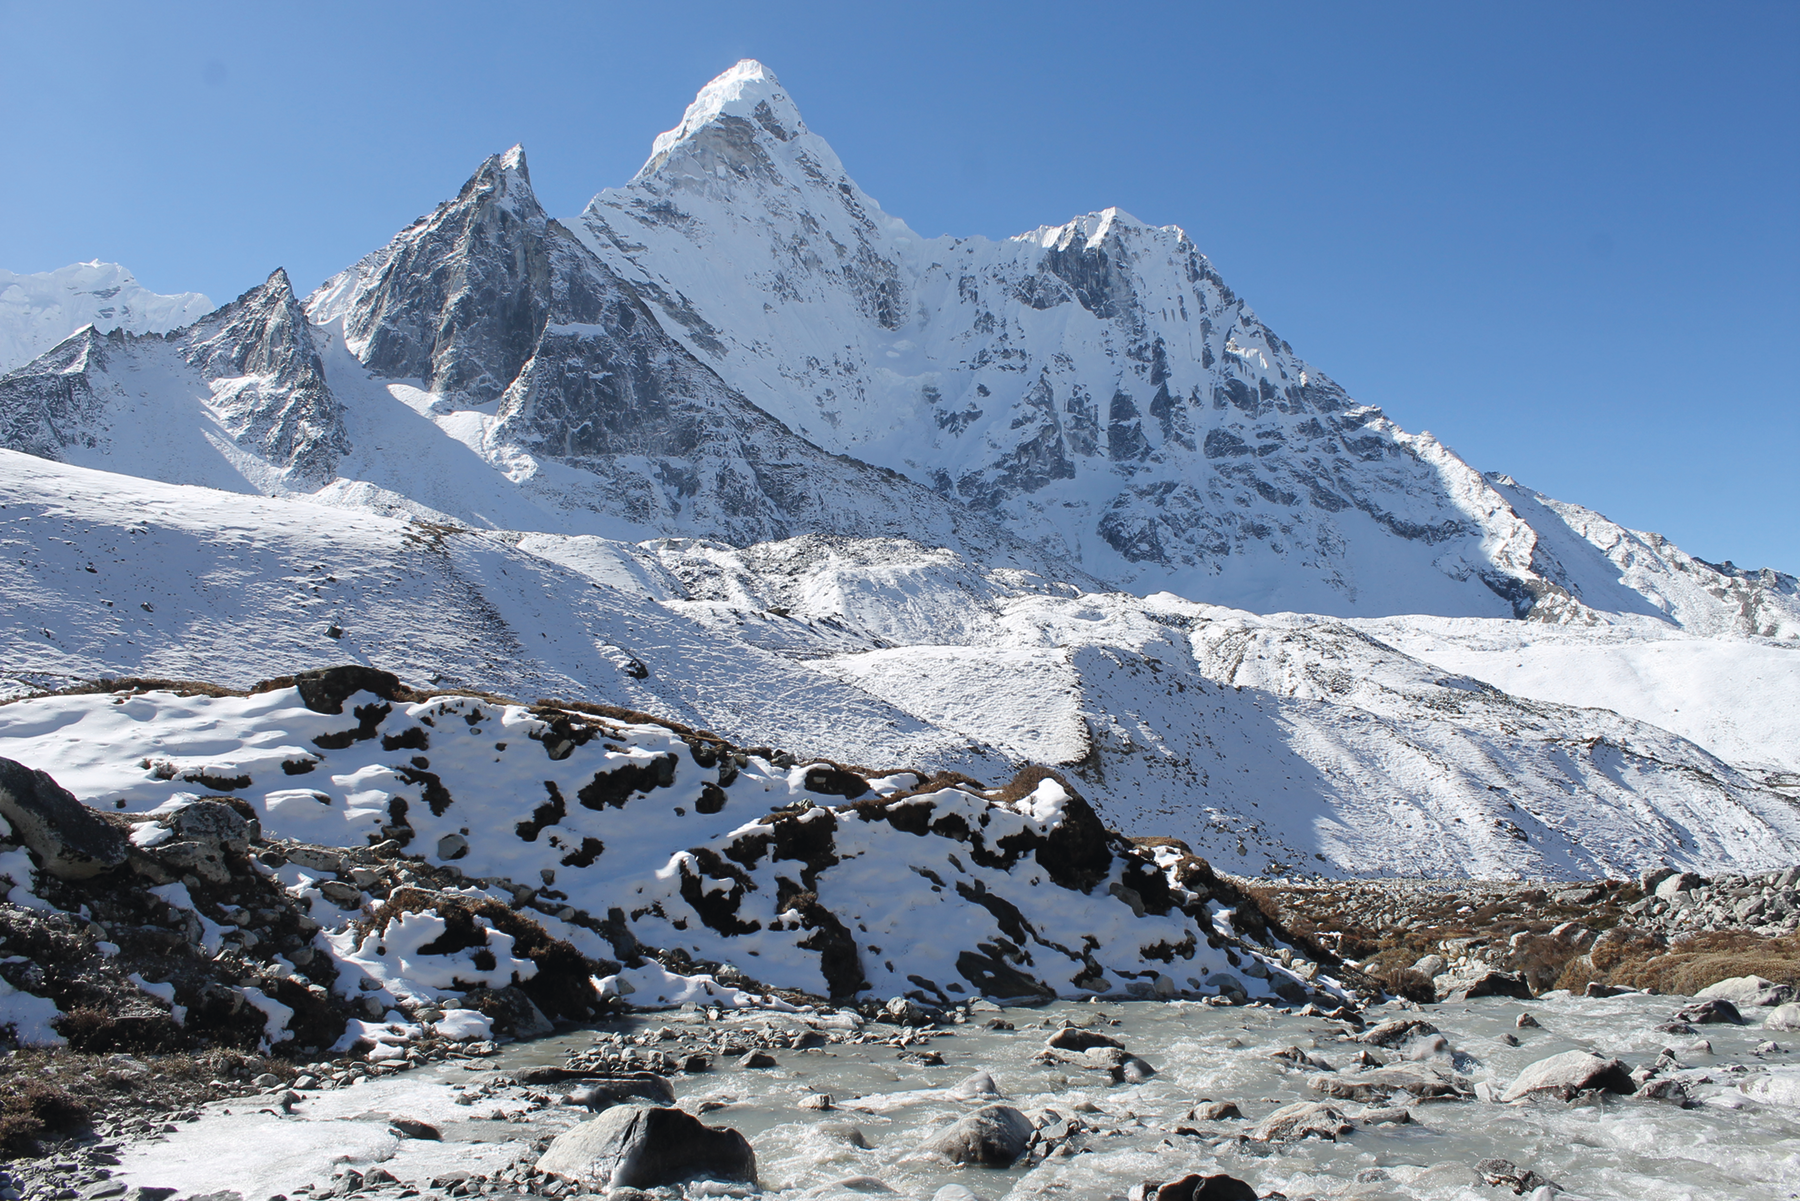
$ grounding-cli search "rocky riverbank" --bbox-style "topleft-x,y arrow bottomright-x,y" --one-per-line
11,981 -> 1800,1200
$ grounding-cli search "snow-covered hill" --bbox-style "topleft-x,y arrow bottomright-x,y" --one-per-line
5,451 -> 1796,881
0,261 -> 211,374
1,673 -> 1325,1007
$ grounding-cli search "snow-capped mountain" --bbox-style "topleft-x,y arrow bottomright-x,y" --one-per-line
0,261 -> 211,374
581,61 -> 1798,633
0,60 -> 1795,883
0,268 -> 346,488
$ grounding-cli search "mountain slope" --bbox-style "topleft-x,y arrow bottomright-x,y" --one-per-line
0,261 -> 212,373
6,450 -> 1796,881
579,61 -> 1796,633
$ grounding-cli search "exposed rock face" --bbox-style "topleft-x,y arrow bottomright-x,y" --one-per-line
535,1104 -> 756,1188
0,757 -> 129,880
306,146 -> 1053,567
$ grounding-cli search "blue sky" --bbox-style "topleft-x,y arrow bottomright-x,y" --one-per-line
3,1 -> 1795,571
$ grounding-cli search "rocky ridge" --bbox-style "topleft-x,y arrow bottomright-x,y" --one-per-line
0,667 -> 1351,1069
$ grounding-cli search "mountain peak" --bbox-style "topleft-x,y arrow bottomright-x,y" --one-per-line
1018,207 -> 1161,252
641,60 -> 807,172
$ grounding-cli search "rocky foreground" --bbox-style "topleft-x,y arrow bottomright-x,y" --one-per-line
0,670 -> 1797,1198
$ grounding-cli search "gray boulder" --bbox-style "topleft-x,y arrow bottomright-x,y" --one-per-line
536,1104 -> 755,1189
1654,872 -> 1704,900
0,757 -> 129,879
461,985 -> 553,1040
1672,998 -> 1744,1025
950,1070 -> 1001,1098
1246,1101 -> 1352,1142
1764,1003 -> 1800,1032
1696,976 -> 1795,1008
1436,968 -> 1531,1002
921,1104 -> 1034,1166
1307,1065 -> 1471,1102
168,799 -> 254,850
1355,1018 -> 1438,1048
1046,1026 -> 1123,1053
1500,1050 -> 1634,1102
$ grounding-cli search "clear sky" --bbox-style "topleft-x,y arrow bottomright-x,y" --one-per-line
3,1 -> 1795,571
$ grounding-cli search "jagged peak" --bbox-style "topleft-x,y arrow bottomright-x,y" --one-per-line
1015,207 -> 1176,252
637,60 -> 808,176
455,144 -> 539,214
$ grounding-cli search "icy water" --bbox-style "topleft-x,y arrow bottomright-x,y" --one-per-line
117,991 -> 1800,1200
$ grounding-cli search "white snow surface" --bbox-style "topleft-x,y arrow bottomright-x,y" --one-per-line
3,449 -> 1798,881
0,262 -> 211,373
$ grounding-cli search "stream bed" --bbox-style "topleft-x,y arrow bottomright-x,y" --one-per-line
112,989 -> 1800,1200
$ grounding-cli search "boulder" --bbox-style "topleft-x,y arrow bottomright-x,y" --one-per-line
1500,1051 -> 1635,1102
1358,1106 -> 1413,1125
950,1070 -> 1001,1098
1245,1101 -> 1352,1142
286,846 -> 348,874
1672,998 -> 1744,1026
1355,1019 -> 1438,1048
288,665 -> 406,714
1654,872 -> 1704,900
461,984 -> 553,1040
516,1071 -> 676,1109
1411,954 -> 1447,977
1437,968 -> 1532,1002
1184,1101 -> 1243,1121
1202,972 -> 1247,1000
1307,1066 -> 1471,1103
1134,1173 -> 1259,1201
1476,1158 -> 1560,1195
1046,1027 -> 1123,1053
536,1105 -> 755,1189
1764,1003 -> 1800,1032
168,800 -> 254,850
921,1104 -> 1034,1165
1585,981 -> 1632,998
0,757 -> 130,879
1696,976 -> 1796,1008
389,1118 -> 440,1140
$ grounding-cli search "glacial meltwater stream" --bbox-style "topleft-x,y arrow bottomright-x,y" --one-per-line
117,990 -> 1800,1200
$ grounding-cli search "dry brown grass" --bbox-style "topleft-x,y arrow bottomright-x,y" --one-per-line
0,676 -> 247,707
0,1076 -> 87,1152
1606,931 -> 1800,995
